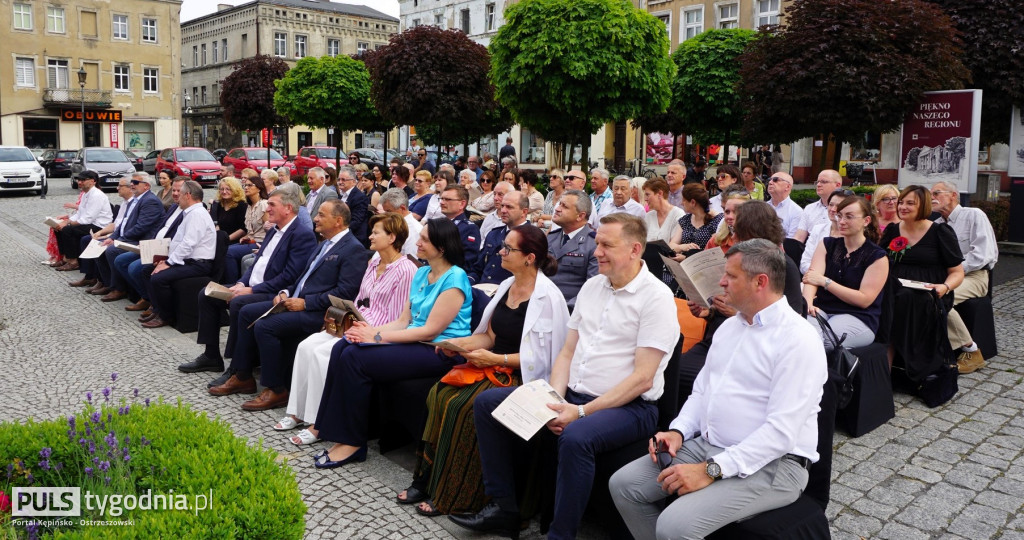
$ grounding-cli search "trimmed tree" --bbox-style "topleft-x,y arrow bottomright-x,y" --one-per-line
489,0 -> 675,170
274,55 -> 390,171
737,0 -> 970,169
925,0 -> 1024,145
363,26 -> 506,157
219,55 -> 290,167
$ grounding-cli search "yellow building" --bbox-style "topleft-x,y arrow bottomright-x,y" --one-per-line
0,0 -> 183,154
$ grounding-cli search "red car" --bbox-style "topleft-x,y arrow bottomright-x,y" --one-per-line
222,147 -> 287,173
154,147 -> 221,186
293,146 -> 348,177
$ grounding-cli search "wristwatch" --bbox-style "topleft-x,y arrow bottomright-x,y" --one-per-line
705,458 -> 722,481
373,331 -> 383,344
823,278 -> 832,291
577,405 -> 586,419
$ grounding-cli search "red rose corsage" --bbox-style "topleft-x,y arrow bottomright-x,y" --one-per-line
887,236 -> 910,261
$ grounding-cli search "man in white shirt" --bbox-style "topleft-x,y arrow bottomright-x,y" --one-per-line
594,175 -> 647,222
766,172 -> 802,238
379,188 -> 422,258
610,239 -> 827,539
793,169 -> 842,243
451,213 -> 679,540
180,188 -> 317,375
142,180 -> 217,329
478,181 -> 514,242
587,168 -> 612,228
931,181 -> 998,374
54,170 -> 114,271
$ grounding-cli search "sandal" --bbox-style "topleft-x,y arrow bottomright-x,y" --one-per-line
415,500 -> 442,517
290,428 -> 320,446
273,416 -> 306,431
396,486 -> 428,505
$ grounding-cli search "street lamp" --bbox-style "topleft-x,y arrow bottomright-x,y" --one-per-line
77,67 -> 87,148
182,90 -> 192,145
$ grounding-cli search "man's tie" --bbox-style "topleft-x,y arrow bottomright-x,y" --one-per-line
294,240 -> 332,297
561,233 -> 570,246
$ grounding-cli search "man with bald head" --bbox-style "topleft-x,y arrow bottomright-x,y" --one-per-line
766,172 -> 801,239
794,169 -> 843,244
470,190 -> 530,285
479,181 -> 515,241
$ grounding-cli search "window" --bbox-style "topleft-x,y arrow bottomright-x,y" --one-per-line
201,44 -> 207,65
849,132 -> 881,161
212,83 -> 218,104
15,58 -> 34,87
222,39 -> 228,62
683,7 -> 703,40
192,46 -> 198,67
47,59 -> 69,88
460,9 -> 470,33
46,6 -> 65,33
356,42 -> 368,56
201,86 -> 207,105
484,3 -> 495,32
756,0 -> 780,27
212,41 -> 218,63
113,65 -> 130,91
13,3 -> 32,30
142,18 -> 157,42
434,13 -> 444,28
327,38 -> 340,57
112,14 -> 128,39
241,34 -> 247,55
654,13 -> 670,40
143,68 -> 158,92
295,35 -> 307,58
192,87 -> 198,102
274,32 -> 286,57
718,3 -> 738,29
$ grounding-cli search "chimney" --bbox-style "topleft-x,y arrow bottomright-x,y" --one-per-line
217,4 -> 233,11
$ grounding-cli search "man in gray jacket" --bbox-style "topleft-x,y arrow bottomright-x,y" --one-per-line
547,189 -> 598,308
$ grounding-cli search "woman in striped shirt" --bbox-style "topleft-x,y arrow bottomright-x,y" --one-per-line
274,212 -> 418,445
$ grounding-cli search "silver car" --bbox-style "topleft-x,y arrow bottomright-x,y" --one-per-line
0,145 -> 47,196
70,147 -> 137,189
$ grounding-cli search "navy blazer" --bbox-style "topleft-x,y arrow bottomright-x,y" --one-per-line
452,213 -> 480,271
113,190 -> 164,243
146,204 -> 184,240
469,225 -> 511,285
241,218 -> 317,295
287,231 -> 369,312
343,188 -> 370,245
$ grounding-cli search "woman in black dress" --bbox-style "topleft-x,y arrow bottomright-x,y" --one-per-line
878,185 -> 963,395
210,177 -> 249,243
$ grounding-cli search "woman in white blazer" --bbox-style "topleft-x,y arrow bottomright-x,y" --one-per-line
397,224 -> 569,517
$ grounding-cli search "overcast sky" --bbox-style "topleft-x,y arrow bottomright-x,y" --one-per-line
181,0 -> 400,22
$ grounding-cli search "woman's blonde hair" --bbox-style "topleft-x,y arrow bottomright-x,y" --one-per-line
872,184 -> 900,213
712,190 -> 752,245
218,177 -> 246,210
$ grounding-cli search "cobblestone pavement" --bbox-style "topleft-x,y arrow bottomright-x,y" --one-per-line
2,186 -> 1022,539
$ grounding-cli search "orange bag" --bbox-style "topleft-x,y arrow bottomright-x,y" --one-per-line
440,363 -> 514,388
675,298 -> 707,353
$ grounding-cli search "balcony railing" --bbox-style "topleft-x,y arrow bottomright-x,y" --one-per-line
42,87 -> 113,107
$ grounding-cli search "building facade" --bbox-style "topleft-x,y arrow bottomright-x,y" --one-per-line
181,0 -> 398,156
0,0 -> 183,154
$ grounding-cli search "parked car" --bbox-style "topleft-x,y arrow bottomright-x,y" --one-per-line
30,148 -> 47,162
154,147 -> 221,186
293,146 -> 348,177
347,148 -> 391,171
211,148 -> 228,163
123,149 -> 144,171
70,147 -> 137,189
222,147 -> 287,174
282,156 -> 299,178
38,149 -> 78,178
142,149 -> 162,174
0,145 -> 47,195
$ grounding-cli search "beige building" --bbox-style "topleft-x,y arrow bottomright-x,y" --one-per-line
0,0 -> 183,154
646,0 -> 789,52
181,0 -> 398,156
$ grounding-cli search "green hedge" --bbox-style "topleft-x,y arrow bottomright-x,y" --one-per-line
971,196 -> 1010,241
1,382 -> 305,539
791,185 -> 877,208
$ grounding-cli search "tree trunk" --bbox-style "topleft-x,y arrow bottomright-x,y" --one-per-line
581,139 -> 590,176
831,136 -> 844,171
335,130 -> 342,171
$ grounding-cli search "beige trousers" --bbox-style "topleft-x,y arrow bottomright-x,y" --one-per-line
948,269 -> 989,349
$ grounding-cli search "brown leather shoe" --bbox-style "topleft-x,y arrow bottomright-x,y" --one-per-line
101,290 -> 127,302
141,316 -> 168,328
85,282 -> 105,293
89,286 -> 113,296
241,388 -> 289,411
138,309 -> 154,321
125,299 -> 151,312
208,375 -> 257,396
69,278 -> 97,288
55,261 -> 80,271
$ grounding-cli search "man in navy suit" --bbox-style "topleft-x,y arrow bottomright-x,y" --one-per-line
336,166 -> 369,246
209,199 -> 369,412
469,190 -> 529,285
93,173 -> 166,302
180,187 -> 317,375
116,177 -> 187,313
438,184 -> 480,271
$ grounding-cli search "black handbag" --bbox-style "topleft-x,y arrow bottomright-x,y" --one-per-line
814,313 -> 859,409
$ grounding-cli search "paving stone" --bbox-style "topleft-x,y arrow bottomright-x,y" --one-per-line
876,521 -> 933,540
893,504 -> 951,531
897,464 -> 943,484
946,516 -> 999,540
833,513 -> 883,536
974,490 -> 1024,513
960,503 -> 1011,527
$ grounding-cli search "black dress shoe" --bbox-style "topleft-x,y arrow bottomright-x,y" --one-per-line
179,354 -> 225,374
448,502 -> 520,539
208,368 -> 236,388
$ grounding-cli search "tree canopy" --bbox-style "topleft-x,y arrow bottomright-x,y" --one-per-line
274,55 -> 389,135
737,0 -> 969,149
219,55 -> 290,132
363,26 -> 506,147
925,0 -> 1024,145
489,0 -> 675,162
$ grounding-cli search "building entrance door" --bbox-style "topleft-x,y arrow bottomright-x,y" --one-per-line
84,123 -> 101,147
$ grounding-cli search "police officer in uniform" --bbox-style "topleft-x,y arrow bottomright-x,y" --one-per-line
547,189 -> 598,309
470,191 -> 530,285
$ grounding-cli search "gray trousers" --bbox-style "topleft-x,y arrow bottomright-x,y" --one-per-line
609,437 -> 808,540
807,310 -> 875,350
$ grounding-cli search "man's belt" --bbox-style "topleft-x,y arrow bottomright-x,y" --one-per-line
784,454 -> 811,469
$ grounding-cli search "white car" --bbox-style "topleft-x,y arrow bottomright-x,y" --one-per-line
0,146 -> 47,196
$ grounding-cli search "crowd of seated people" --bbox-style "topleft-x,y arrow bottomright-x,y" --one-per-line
52,158 -> 1001,538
